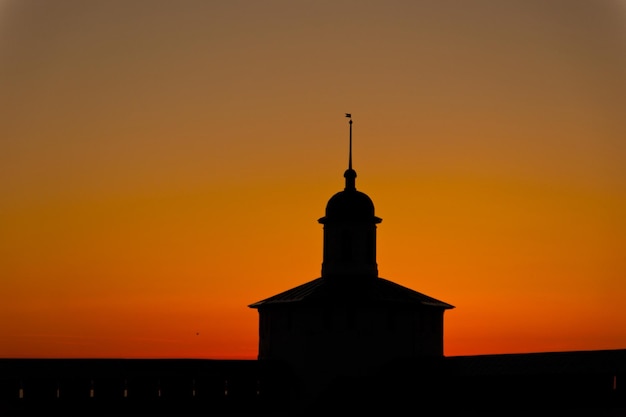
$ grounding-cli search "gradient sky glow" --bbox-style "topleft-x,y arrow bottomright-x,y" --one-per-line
1,0 -> 625,359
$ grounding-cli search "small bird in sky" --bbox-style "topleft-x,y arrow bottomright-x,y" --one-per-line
345,113 -> 351,118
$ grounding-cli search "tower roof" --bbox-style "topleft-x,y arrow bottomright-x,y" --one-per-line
248,276 -> 454,309
319,185 -> 381,224
318,117 -> 381,224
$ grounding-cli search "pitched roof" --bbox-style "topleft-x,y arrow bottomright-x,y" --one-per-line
248,276 -> 454,309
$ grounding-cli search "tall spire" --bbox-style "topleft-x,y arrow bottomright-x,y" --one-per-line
346,113 -> 353,170
344,113 -> 356,191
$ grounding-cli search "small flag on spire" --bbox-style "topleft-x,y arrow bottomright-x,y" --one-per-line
345,113 -> 351,118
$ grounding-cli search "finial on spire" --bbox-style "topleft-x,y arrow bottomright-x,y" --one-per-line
344,113 -> 356,191
345,113 -> 352,170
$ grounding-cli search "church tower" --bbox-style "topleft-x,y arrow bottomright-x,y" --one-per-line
249,116 -> 454,401
319,116 -> 382,280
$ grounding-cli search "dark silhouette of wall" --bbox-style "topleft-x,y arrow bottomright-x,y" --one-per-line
0,359 -> 293,416
312,350 -> 626,416
1,350 -> 625,416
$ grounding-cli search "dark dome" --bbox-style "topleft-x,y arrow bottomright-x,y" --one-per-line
318,190 -> 383,226
318,168 -> 382,224
325,190 -> 375,219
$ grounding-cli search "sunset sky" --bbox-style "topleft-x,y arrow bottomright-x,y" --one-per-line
1,0 -> 625,359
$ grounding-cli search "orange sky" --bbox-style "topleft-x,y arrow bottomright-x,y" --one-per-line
1,0 -> 625,359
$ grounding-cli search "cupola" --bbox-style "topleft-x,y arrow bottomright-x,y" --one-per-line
318,116 -> 382,279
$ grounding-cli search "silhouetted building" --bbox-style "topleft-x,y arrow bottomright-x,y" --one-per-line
249,119 -> 453,404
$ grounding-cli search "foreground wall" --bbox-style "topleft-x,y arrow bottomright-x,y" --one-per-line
1,351 -> 625,416
0,359 -> 292,416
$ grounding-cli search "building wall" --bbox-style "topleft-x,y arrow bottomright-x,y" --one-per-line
258,303 -> 444,373
257,303 -> 444,408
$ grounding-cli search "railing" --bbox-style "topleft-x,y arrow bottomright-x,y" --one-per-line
0,359 -> 293,416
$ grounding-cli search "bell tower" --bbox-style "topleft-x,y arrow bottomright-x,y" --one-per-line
318,115 -> 382,279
